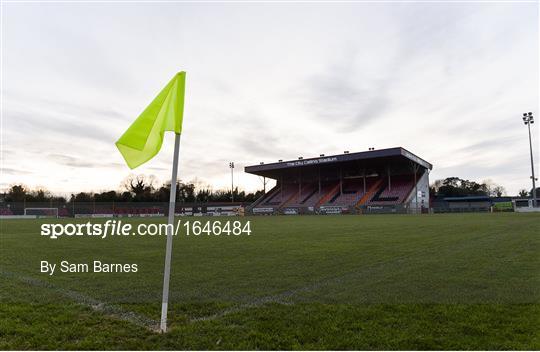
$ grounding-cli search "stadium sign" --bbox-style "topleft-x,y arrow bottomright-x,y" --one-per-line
246,147 -> 432,177
252,207 -> 274,214
75,214 -> 113,218
401,149 -> 432,169
0,215 -> 37,219
319,206 -> 346,214
282,208 -> 299,215
366,205 -> 398,214
286,156 -> 338,167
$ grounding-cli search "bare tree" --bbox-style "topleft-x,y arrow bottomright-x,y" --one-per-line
518,189 -> 529,198
492,185 -> 506,197
121,174 -> 158,197
482,179 -> 495,196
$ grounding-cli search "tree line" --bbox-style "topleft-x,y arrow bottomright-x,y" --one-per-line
2,175 -> 264,204
430,177 -> 537,198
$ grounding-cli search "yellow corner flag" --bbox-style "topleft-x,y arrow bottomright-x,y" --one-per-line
116,72 -> 186,169
115,72 -> 187,332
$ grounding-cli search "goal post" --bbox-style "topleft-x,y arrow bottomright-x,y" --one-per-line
24,208 -> 59,218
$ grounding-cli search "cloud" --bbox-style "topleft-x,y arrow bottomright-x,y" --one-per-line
47,154 -> 124,169
292,49 -> 394,132
1,2 -> 538,195
47,154 -> 101,168
5,108 -> 118,146
147,166 -> 169,172
1,167 -> 33,175
450,135 -> 522,157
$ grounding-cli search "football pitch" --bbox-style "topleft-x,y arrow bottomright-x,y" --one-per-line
1,213 -> 539,350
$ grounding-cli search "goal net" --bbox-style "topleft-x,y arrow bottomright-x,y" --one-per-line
24,208 -> 59,218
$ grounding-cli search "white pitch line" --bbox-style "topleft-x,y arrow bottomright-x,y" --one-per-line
2,231 -> 502,328
191,231 -> 502,322
0,270 -> 160,332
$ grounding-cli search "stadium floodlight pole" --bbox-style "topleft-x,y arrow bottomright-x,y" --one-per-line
522,112 -> 537,207
160,132 -> 181,333
229,162 -> 235,202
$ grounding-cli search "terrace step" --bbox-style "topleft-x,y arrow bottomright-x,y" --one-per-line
316,183 -> 340,207
355,178 -> 383,207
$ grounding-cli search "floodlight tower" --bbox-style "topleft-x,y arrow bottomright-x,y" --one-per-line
229,162 -> 235,203
522,112 -> 537,207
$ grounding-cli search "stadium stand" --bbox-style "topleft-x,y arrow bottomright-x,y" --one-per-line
245,147 -> 432,214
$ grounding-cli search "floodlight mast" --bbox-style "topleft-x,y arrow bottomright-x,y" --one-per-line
229,162 -> 235,202
522,112 -> 537,207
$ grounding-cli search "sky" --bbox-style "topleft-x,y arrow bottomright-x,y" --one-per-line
1,2 -> 539,196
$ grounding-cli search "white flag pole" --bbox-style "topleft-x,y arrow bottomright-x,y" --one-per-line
160,132 -> 181,333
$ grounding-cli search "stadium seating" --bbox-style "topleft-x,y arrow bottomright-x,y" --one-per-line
253,173 -> 417,209
367,175 -> 415,205
279,182 -> 347,208
112,207 -> 163,216
284,183 -> 317,207
0,207 -> 14,215
325,179 -> 366,206
95,208 -> 114,214
260,183 -> 297,207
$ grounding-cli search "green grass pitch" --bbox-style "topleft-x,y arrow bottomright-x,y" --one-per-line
1,213 -> 539,349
